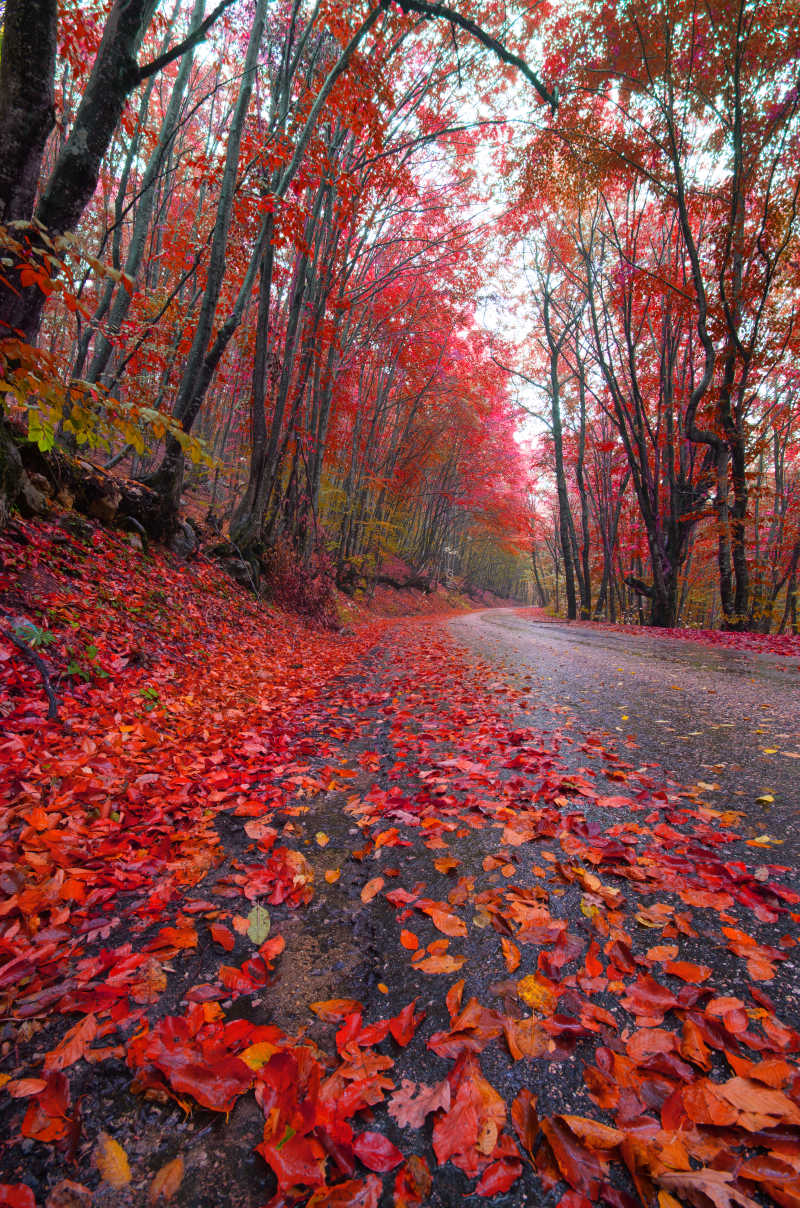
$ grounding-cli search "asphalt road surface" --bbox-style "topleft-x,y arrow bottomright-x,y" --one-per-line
451,610 -> 800,867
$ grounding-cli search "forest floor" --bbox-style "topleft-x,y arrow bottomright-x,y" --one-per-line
1,517 -> 799,1208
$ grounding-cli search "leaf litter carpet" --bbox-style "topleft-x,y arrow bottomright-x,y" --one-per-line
1,519 -> 799,1208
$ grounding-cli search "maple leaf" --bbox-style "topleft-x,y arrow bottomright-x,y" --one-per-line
389,1078 -> 451,1128
659,1169 -> 761,1208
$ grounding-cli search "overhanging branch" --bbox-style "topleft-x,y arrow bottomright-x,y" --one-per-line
386,0 -> 558,111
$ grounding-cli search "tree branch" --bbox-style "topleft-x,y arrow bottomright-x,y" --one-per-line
0,622 -> 59,719
389,0 -> 558,111
137,0 -> 239,82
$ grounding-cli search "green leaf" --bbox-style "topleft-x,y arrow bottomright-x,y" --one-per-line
247,904 -> 270,945
27,409 -> 56,452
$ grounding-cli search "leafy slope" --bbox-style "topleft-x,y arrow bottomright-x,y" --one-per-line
1,520 -> 799,1208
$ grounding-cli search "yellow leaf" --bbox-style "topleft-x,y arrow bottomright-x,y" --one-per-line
517,975 -> 556,1013
149,1155 -> 184,1203
315,831 -> 329,847
95,1131 -> 131,1188
762,749 -> 778,755
755,794 -> 774,804
240,1042 -> 278,1070
324,869 -> 340,884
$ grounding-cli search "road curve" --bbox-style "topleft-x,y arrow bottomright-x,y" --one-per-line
449,609 -> 800,866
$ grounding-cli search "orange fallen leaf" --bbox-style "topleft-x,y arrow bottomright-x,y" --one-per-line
310,998 -> 362,1022
361,876 -> 384,903
501,937 -> 520,973
149,1155 -> 184,1203
95,1131 -> 131,1188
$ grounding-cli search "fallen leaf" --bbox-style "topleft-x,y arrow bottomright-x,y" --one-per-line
149,1156 -> 184,1203
95,1132 -> 131,1188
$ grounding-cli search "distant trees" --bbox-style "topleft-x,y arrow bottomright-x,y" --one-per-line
513,0 -> 800,631
0,0 -> 549,598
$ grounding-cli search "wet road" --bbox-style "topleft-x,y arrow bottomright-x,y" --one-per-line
450,610 -> 800,866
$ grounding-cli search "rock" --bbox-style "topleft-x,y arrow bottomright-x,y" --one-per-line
222,557 -> 257,589
18,471 -> 50,516
28,470 -> 53,498
170,519 -> 199,559
127,531 -> 143,551
58,513 -> 94,541
85,476 -> 122,524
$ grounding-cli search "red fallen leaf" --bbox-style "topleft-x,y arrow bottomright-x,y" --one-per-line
619,975 -> 679,1023
145,920 -> 198,955
511,1088 -> 539,1162
129,1015 -> 253,1112
352,1131 -> 403,1172
682,1080 -> 738,1127
475,1158 -> 523,1195
432,1053 -> 506,1177
540,1117 -> 603,1197
626,1028 -> 677,1064
44,1013 -> 98,1072
3,1079 -> 48,1097
361,877 -> 384,903
393,1155 -> 432,1207
584,940 -> 603,978
664,960 -> 711,983
389,1078 -> 451,1129
257,1132 -> 328,1193
259,935 -> 286,965
310,999 -> 363,1022
306,1175 -> 382,1207
0,1186 -> 36,1208
557,1194 -> 595,1208
210,923 -> 235,951
680,1018 -> 711,1070
21,1072 -> 70,1142
388,1000 -> 425,1047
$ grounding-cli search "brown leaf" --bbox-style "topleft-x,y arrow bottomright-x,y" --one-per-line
149,1155 -> 184,1203
45,1181 -> 93,1208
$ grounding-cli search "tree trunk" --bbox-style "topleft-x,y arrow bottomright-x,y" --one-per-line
0,0 -> 58,225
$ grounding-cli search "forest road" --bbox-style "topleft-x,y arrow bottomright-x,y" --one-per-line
450,609 -> 800,866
